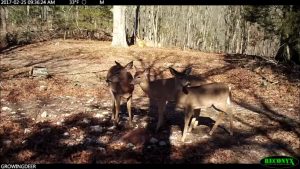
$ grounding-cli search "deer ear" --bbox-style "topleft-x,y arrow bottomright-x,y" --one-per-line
183,67 -> 192,75
124,61 -> 133,70
115,61 -> 121,66
134,65 -> 138,71
169,67 -> 178,76
144,68 -> 150,75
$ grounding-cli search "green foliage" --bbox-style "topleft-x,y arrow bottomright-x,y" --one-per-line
244,5 -> 300,64
280,7 -> 300,40
4,6 -> 113,35
1,5 -> 112,48
244,6 -> 279,37
76,6 -> 112,31
7,6 -> 27,25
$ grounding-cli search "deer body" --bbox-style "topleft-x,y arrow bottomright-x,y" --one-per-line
136,37 -> 146,47
176,83 -> 231,108
106,61 -> 134,125
132,67 -> 192,132
175,83 -> 233,142
138,78 -> 183,101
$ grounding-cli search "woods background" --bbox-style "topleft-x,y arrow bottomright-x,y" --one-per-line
1,5 -> 299,64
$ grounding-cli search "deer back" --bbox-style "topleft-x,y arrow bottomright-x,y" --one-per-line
176,83 -> 231,109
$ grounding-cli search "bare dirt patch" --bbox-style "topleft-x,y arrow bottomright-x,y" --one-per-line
0,39 -> 299,163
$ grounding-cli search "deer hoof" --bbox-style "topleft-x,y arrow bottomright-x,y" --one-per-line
129,121 -> 133,127
113,119 -> 119,126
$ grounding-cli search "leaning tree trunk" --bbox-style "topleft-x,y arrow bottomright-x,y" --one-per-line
111,6 -> 128,47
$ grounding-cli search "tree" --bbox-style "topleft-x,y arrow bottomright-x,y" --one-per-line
275,6 -> 300,65
244,5 -> 300,64
0,6 -> 8,48
111,6 -> 128,47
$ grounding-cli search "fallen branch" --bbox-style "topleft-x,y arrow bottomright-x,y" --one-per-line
53,70 -> 107,76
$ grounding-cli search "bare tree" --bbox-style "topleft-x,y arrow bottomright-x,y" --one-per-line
0,6 -> 7,48
126,6 -> 280,58
111,6 -> 128,47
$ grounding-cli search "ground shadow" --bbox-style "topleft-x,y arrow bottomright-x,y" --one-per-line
1,42 -> 299,163
224,53 -> 300,84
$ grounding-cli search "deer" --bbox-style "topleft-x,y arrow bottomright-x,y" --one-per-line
131,66 -> 192,132
136,36 -> 146,47
106,61 -> 134,126
169,67 -> 234,142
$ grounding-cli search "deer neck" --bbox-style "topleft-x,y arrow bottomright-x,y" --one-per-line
138,79 -> 151,95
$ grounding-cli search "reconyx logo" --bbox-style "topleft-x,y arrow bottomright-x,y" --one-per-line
260,156 -> 299,168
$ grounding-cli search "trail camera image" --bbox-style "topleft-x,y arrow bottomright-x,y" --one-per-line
0,5 -> 299,164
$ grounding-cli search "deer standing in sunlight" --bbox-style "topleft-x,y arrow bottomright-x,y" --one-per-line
131,66 -> 192,132
106,61 -> 134,126
136,36 -> 146,47
169,67 -> 234,142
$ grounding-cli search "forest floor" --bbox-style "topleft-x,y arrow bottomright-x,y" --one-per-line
0,39 -> 299,163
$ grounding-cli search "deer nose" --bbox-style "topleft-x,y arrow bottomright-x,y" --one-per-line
106,79 -> 111,83
186,81 -> 191,87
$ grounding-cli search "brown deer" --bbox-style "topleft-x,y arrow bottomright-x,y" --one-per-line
131,66 -> 192,132
169,67 -> 233,142
136,36 -> 146,47
106,61 -> 134,126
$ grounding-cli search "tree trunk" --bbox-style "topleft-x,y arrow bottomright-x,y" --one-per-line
75,6 -> 79,30
134,5 -> 140,41
0,6 -> 7,49
0,7 -> 7,34
111,6 -> 128,47
26,6 -> 29,16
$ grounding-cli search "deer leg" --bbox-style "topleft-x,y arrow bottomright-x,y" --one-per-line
155,101 -> 166,133
193,120 -> 198,131
111,95 -> 116,121
188,117 -> 196,132
181,107 -> 193,142
188,109 -> 200,132
114,95 -> 121,125
228,107 -> 234,136
127,96 -> 133,126
209,112 -> 225,135
189,118 -> 199,132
